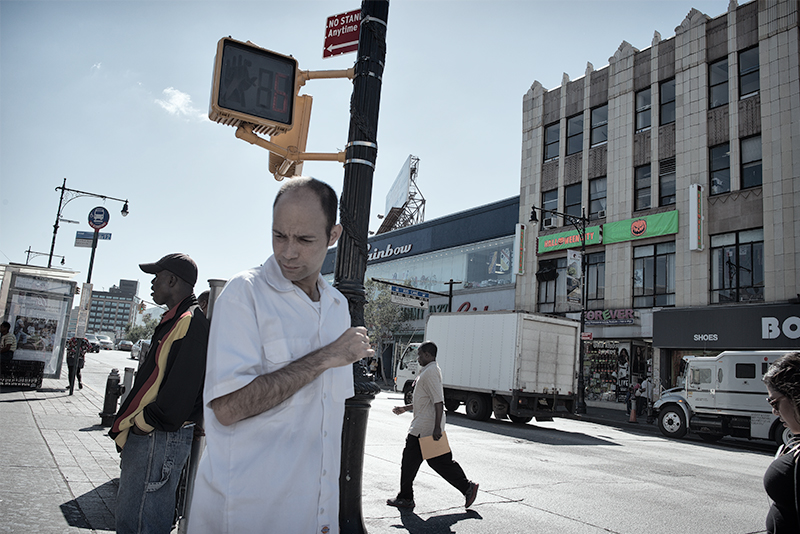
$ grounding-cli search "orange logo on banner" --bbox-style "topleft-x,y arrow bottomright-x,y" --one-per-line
631,219 -> 647,237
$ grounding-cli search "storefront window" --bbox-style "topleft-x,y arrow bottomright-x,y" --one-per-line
359,236 -> 516,294
710,228 -> 764,303
633,242 -> 675,308
536,257 -> 566,314
586,252 -> 605,309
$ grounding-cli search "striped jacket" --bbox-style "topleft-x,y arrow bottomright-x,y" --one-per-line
110,295 -> 208,451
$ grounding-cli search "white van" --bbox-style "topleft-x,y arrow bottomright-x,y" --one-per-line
654,351 -> 791,446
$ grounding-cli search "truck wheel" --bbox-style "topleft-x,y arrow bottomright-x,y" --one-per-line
445,398 -> 460,412
658,405 -> 687,439
509,414 -> 533,425
404,386 -> 414,406
465,393 -> 491,421
772,422 -> 794,447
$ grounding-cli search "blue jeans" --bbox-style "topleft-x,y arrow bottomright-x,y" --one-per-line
116,425 -> 193,534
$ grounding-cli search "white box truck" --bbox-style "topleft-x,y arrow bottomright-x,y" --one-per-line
654,351 -> 792,446
394,311 -> 580,423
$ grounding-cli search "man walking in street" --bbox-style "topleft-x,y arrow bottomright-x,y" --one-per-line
109,253 -> 208,534
188,177 -> 373,534
388,341 -> 479,510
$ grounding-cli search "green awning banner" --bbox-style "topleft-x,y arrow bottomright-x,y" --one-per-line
537,225 -> 603,253
602,210 -> 679,244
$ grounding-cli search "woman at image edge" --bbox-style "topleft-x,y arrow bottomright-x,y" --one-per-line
763,352 -> 800,534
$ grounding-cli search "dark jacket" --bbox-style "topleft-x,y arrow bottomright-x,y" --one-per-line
109,295 -> 208,451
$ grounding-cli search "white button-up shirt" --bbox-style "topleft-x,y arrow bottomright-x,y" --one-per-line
189,256 -> 354,534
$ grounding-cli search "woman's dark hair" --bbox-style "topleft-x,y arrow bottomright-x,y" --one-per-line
273,177 -> 339,237
764,352 -> 800,420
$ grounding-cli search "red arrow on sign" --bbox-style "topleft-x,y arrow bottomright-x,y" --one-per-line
323,9 -> 361,58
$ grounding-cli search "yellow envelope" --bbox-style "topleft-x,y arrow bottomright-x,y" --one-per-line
419,432 -> 451,460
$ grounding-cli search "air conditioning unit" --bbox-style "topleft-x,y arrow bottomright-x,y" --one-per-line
542,217 -> 557,229
597,210 -> 606,219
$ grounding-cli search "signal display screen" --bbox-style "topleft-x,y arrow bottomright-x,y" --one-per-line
217,40 -> 296,125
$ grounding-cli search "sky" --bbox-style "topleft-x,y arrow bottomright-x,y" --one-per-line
0,0 -> 731,307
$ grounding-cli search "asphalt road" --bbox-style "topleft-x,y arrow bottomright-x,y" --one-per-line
79,351 -> 773,534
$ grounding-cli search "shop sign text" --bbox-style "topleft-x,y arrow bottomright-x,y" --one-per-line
367,242 -> 412,262
584,308 -> 635,325
763,316 -> 800,340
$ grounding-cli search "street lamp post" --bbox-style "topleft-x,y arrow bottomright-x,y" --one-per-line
48,178 -> 129,268
530,205 -> 590,415
26,247 -> 65,266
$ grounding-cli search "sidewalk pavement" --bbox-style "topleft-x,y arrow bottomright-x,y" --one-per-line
0,379 -> 657,533
0,377 -> 119,533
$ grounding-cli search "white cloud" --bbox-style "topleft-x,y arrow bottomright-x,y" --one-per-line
154,87 -> 205,120
91,62 -> 102,70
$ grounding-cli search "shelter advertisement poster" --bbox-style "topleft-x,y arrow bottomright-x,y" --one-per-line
5,273 -> 75,378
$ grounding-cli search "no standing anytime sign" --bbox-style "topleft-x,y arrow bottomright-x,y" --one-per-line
323,9 -> 361,58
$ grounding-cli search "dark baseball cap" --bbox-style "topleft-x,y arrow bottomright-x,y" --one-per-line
139,253 -> 197,287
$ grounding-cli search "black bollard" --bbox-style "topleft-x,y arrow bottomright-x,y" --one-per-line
99,368 -> 124,427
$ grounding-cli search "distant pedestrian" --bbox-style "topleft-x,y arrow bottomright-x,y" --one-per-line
388,341 -> 479,510
66,337 -> 91,390
197,289 -> 209,315
1,321 -> 16,364
109,253 -> 208,534
762,352 -> 800,534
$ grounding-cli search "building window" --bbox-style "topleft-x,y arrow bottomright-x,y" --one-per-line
565,183 -> 582,219
586,252 -> 605,309
634,165 -> 651,211
710,143 -> 730,195
739,46 -> 759,98
711,228 -> 764,303
566,114 -> 583,156
537,257 -> 566,314
544,122 -> 560,161
590,105 -> 608,146
660,79 -> 676,125
542,189 -> 558,228
741,135 -> 762,189
709,58 -> 728,108
633,242 -> 676,308
635,88 -> 651,131
659,158 -> 676,206
589,177 -> 607,220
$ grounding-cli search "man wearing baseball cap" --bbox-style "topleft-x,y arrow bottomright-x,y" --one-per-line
110,252 -> 209,534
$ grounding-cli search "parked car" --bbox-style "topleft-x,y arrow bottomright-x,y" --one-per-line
130,339 -> 151,360
97,335 -> 114,350
116,340 -> 133,352
84,334 -> 101,353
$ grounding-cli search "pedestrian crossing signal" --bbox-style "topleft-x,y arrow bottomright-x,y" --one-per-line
209,37 -> 298,137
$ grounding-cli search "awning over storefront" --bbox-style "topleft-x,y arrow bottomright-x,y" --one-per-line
653,303 -> 800,350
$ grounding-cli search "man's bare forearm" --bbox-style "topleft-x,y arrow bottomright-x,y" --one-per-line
211,348 -> 329,426
211,326 -> 373,426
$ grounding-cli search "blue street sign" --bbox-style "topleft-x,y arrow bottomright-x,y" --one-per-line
76,231 -> 111,240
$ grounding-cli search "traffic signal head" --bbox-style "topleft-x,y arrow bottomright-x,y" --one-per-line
209,37 -> 298,136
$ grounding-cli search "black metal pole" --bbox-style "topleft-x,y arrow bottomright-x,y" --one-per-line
576,209 -> 588,414
86,230 -> 99,284
335,2 -> 388,533
48,178 -> 67,268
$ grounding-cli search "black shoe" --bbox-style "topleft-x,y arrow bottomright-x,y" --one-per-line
78,383 -> 82,389
464,482 -> 479,508
386,497 -> 415,509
